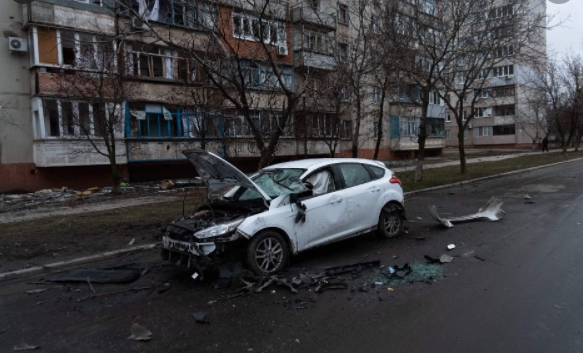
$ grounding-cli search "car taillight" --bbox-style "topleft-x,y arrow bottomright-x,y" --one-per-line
389,174 -> 402,187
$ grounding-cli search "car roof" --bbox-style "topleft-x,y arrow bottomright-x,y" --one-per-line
266,158 -> 387,173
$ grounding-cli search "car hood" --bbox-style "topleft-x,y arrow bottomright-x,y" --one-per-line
183,149 -> 271,202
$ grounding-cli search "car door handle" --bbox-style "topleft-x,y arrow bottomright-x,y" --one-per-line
369,186 -> 381,193
330,196 -> 343,204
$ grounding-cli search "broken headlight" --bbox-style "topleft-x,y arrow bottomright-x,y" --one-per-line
193,218 -> 245,239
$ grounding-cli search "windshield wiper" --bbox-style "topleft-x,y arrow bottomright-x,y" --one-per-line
267,172 -> 294,191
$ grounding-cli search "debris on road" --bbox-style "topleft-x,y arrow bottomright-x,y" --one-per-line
439,254 -> 454,263
128,238 -> 135,246
372,262 -> 443,286
77,286 -> 152,302
447,244 -> 456,250
325,261 -> 380,276
48,268 -> 141,284
523,195 -> 532,200
25,289 -> 47,294
127,323 -> 152,341
474,256 -> 486,262
13,343 -> 39,351
428,197 -> 505,228
424,255 -> 440,264
314,282 -> 348,293
193,312 -> 210,324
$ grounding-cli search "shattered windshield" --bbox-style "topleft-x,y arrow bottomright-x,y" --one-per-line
238,168 -> 306,200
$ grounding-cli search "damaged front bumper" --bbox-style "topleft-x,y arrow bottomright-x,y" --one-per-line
160,232 -> 244,271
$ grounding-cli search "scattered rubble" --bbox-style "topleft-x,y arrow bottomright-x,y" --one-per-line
447,244 -> 456,250
325,261 -> 381,276
127,323 -> 152,341
25,289 -> 47,294
428,197 -> 506,228
193,312 -> 210,324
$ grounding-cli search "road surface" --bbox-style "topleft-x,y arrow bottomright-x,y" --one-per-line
1,159 -> 582,352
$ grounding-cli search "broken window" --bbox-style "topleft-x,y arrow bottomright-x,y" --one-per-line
60,31 -> 76,66
338,164 -> 371,188
239,168 -> 306,200
78,102 -> 91,134
232,13 -> 286,45
128,44 -> 176,79
37,27 -> 59,65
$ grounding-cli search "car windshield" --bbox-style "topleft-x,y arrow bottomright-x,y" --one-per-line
238,168 -> 306,200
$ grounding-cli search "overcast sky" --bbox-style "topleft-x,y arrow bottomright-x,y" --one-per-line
547,0 -> 583,57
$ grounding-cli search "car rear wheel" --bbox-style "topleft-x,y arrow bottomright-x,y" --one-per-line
377,206 -> 404,239
246,231 -> 289,276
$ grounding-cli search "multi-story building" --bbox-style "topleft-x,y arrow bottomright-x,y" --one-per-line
0,0 -> 449,192
444,0 -> 547,149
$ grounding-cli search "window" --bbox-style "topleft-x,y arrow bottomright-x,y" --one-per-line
309,0 -> 320,11
462,111 -> 467,121
493,125 -> 515,135
495,45 -> 514,58
233,13 -> 286,45
129,103 -> 178,137
305,170 -> 335,195
474,107 -> 492,118
61,101 -> 75,136
372,86 -> 381,104
339,164 -> 371,188
373,121 -> 380,139
128,43 -> 177,79
445,130 -> 451,140
369,166 -> 385,179
338,4 -> 349,25
474,126 -> 493,137
489,5 -> 514,19
338,43 -> 348,62
492,86 -> 515,97
399,116 -> 420,137
426,118 -> 445,137
340,120 -> 352,139
458,73 -> 466,84
42,100 -> 60,137
457,57 -> 466,66
464,128 -> 468,139
60,31 -> 76,66
340,86 -> 351,102
446,114 -> 451,122
304,30 -> 332,54
371,15 -> 379,33
478,90 -> 491,99
429,91 -> 440,105
476,68 -> 490,79
491,65 -> 514,77
494,105 -> 515,116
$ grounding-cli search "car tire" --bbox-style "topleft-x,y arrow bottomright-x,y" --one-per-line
377,205 -> 405,239
246,231 -> 289,276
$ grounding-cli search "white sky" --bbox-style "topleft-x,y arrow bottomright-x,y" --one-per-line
547,0 -> 583,57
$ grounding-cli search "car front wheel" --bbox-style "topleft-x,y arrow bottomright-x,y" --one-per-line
246,231 -> 289,276
377,206 -> 404,239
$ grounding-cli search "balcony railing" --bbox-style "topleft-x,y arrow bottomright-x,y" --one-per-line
291,6 -> 337,29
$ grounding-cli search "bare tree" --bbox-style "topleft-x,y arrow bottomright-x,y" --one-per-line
561,51 -> 583,152
515,86 -> 548,150
112,0 -> 313,168
438,0 -> 548,173
52,33 -> 135,193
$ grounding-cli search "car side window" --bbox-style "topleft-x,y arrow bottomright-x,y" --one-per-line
338,164 -> 372,188
305,169 -> 335,196
368,166 -> 386,179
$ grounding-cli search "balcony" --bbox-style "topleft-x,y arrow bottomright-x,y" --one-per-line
34,140 -> 126,167
294,51 -> 336,71
295,96 -> 338,113
291,6 -> 337,30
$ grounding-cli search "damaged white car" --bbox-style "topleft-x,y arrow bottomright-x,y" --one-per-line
161,149 -> 406,276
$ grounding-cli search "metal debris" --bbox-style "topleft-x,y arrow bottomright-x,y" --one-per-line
315,282 -> 348,293
428,197 -> 506,228
25,289 -> 47,294
325,260 -> 381,276
127,323 -> 152,341
439,254 -> 454,263
128,238 -> 135,246
193,312 -> 210,324
523,195 -> 532,199
13,343 -> 39,351
447,244 -> 456,250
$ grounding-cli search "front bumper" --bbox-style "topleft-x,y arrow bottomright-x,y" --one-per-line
161,236 -> 218,270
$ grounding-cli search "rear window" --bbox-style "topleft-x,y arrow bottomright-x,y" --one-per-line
339,164 -> 371,188
369,166 -> 386,179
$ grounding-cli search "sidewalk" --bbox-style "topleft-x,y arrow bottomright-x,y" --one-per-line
390,148 -> 573,173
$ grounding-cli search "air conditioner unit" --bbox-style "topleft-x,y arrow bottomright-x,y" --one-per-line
8,37 -> 27,53
130,16 -> 144,30
277,45 -> 288,56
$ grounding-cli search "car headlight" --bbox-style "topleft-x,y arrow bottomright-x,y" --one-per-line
193,218 -> 245,239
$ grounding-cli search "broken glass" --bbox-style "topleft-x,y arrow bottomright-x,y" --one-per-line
239,169 -> 305,200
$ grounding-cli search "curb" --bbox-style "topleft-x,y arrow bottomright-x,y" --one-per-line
0,243 -> 159,281
403,157 -> 583,196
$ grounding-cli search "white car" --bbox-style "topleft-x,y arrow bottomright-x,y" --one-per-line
161,149 -> 406,276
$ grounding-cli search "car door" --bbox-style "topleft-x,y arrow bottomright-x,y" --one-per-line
294,168 -> 349,251
335,163 -> 379,234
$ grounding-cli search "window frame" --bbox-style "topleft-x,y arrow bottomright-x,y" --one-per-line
333,163 -> 375,190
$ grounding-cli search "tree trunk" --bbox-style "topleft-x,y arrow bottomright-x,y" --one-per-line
458,130 -> 467,174
109,154 -> 121,194
415,104 -> 428,182
373,79 -> 387,161
352,92 -> 362,158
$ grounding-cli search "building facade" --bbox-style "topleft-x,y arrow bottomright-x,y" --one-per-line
0,0 -> 449,192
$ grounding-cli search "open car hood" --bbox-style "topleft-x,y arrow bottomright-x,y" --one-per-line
183,149 -> 271,202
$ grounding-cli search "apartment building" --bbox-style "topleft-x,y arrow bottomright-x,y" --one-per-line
444,0 -> 547,149
0,0 -> 447,192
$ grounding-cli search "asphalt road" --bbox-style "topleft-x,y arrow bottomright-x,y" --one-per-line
1,159 -> 583,352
